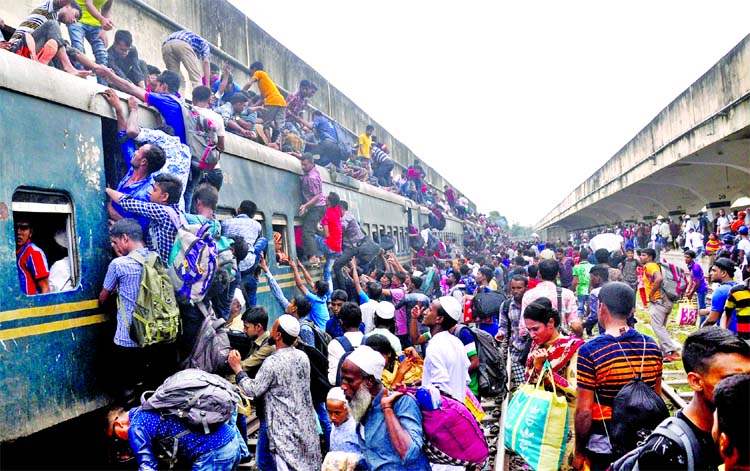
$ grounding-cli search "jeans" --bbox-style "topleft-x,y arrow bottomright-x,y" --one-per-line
315,235 -> 341,289
256,418 -> 277,471
191,434 -> 242,470
374,160 -> 394,186
314,401 -> 331,455
577,294 -> 589,318
302,206 -> 326,261
67,22 -> 107,84
240,237 -> 269,306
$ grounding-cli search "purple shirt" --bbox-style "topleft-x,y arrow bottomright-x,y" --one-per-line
301,167 -> 326,207
688,261 -> 708,293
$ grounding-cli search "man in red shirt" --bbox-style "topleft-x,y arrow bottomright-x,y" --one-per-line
316,192 -> 343,291
15,218 -> 50,295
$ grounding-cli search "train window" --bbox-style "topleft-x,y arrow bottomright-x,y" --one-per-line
254,212 -> 266,237
271,214 -> 290,266
12,189 -> 78,295
215,206 -> 236,220
293,217 -> 304,260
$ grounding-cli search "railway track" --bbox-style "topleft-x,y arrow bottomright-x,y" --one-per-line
661,368 -> 690,410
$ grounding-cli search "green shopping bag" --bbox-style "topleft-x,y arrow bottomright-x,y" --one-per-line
504,361 -> 569,471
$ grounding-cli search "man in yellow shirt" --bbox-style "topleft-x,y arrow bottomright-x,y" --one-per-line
69,0 -> 113,72
357,125 -> 375,170
640,248 -> 681,362
244,61 -> 287,147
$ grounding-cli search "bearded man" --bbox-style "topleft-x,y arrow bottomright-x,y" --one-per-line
339,345 -> 430,471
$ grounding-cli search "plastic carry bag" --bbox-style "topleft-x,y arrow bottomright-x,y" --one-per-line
678,300 -> 698,326
504,361 -> 569,471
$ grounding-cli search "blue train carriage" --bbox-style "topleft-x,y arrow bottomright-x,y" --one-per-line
0,51 -> 428,440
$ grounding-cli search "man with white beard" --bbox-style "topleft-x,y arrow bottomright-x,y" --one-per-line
339,345 -> 430,471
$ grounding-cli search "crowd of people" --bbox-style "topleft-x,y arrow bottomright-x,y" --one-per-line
5,2 -> 750,471
0,0 -> 481,220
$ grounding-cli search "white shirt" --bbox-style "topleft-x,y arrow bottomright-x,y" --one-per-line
717,216 -> 731,233
421,229 -> 430,245
327,331 -> 364,384
422,330 -> 470,398
738,238 -> 750,268
369,327 -> 402,354
360,300 -> 379,334
48,257 -> 72,292
687,232 -> 704,251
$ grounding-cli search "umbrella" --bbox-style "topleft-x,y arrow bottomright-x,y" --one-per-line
589,233 -> 624,252
530,232 -> 540,239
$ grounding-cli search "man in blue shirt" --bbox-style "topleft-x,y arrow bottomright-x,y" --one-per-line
703,258 -> 739,332
107,405 -> 241,471
340,345 -> 430,471
309,110 -> 343,167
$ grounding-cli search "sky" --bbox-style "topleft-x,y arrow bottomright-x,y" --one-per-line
228,0 -> 750,226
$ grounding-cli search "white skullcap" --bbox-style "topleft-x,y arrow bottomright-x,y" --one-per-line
277,314 -> 300,337
326,386 -> 347,403
540,249 -> 555,260
375,301 -> 395,320
412,270 -> 423,278
346,345 -> 386,378
438,296 -> 462,321
54,229 -> 69,249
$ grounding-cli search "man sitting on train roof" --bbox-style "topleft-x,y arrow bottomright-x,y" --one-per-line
217,92 -> 260,140
94,66 -> 187,145
107,30 -> 145,88
4,0 -> 97,78
101,89 -> 190,214
15,218 -> 50,295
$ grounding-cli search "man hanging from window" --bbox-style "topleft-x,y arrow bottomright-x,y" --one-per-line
15,218 -> 50,295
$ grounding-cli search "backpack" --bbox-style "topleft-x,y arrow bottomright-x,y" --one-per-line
182,103 -> 221,170
123,250 -> 180,347
657,262 -> 687,302
400,387 -> 489,467
297,341 -> 332,404
427,231 -> 441,254
180,303 -> 232,375
165,207 -> 218,304
140,368 -> 240,434
454,325 -> 507,398
471,290 -> 506,320
605,337 -> 669,455
609,416 -> 702,471
302,319 -> 332,357
334,335 -> 357,386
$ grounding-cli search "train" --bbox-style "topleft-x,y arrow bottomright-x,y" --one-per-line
0,51 -> 468,441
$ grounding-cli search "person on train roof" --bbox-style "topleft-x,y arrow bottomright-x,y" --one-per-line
107,30 -> 145,88
94,66 -> 187,145
15,218 -> 50,295
243,61 -> 287,147
161,29 -> 211,93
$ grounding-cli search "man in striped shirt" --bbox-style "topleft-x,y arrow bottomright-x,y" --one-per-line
574,282 -> 662,471
161,29 -> 211,92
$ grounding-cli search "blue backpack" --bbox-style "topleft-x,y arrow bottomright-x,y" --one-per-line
165,207 -> 218,304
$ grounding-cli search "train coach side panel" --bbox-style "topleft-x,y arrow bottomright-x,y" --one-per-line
0,91 -> 111,440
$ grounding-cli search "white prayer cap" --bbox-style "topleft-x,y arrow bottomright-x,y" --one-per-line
277,314 -> 300,337
540,249 -> 555,260
437,296 -> 462,321
233,288 -> 246,311
54,229 -> 69,249
346,345 -> 386,378
326,387 -> 347,403
375,301 -> 395,320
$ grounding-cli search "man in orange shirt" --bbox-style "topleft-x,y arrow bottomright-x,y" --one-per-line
243,61 -> 287,147
640,248 -> 681,362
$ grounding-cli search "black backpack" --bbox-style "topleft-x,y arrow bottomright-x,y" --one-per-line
297,341 -> 332,404
605,337 -> 669,455
472,291 -> 505,320
180,303 -> 232,375
454,325 -> 507,398
302,319 -> 332,358
609,416 -> 703,471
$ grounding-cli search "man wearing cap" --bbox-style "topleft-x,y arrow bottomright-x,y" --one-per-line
339,345 -> 431,470
370,301 -> 403,355
328,302 -> 365,384
228,314 -> 321,470
702,258 -> 739,333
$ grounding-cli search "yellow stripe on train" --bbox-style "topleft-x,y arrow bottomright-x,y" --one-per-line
0,313 -> 109,341
0,299 -> 100,323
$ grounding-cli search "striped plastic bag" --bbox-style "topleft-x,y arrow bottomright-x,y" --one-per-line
504,361 -> 569,471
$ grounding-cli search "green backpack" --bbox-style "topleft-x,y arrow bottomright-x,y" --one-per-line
120,251 -> 180,347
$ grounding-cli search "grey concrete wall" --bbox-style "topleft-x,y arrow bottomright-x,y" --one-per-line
1,0 -> 470,205
536,33 -> 750,230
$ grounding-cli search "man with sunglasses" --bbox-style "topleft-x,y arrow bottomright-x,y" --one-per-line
15,218 -> 50,295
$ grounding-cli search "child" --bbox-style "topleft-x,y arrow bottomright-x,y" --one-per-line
323,387 -> 362,470
705,232 -> 721,267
